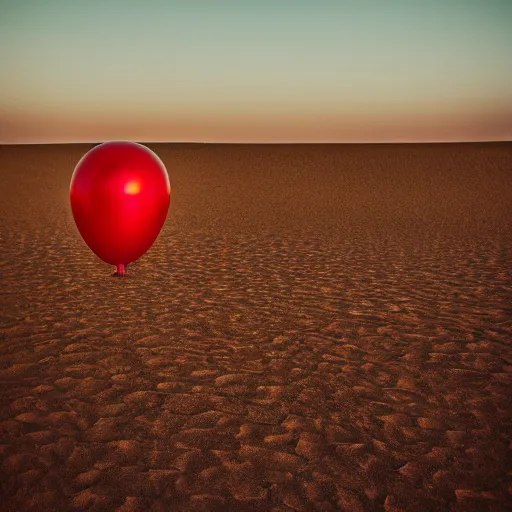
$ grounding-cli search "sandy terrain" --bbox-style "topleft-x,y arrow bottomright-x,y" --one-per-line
0,142 -> 511,511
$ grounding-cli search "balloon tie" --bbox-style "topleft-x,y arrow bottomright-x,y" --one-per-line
115,263 -> 126,277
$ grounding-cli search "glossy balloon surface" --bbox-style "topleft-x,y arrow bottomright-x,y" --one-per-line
70,141 -> 171,266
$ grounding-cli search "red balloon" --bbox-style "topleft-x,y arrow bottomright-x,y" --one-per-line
70,141 -> 171,276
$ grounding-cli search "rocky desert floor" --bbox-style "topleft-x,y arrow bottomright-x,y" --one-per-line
0,143 -> 511,511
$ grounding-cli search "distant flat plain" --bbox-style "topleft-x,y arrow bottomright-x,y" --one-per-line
1,142 -> 511,511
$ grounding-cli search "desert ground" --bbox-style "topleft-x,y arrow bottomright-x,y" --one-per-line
0,142 -> 511,511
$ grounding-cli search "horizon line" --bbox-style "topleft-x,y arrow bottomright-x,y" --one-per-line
1,140 -> 511,147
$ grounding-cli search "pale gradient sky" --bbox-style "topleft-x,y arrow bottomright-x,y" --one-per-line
1,0 -> 511,143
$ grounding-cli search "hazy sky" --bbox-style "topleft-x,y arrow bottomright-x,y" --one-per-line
1,0 -> 511,143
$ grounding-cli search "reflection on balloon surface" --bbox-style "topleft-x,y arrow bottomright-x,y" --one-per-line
124,180 -> 141,195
